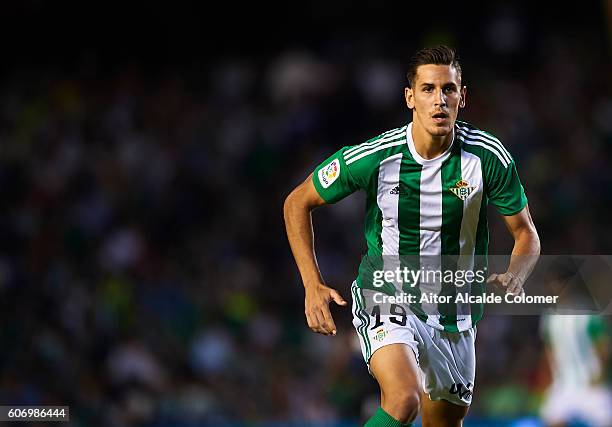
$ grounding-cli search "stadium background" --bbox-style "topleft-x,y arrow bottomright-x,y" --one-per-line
0,1 -> 610,426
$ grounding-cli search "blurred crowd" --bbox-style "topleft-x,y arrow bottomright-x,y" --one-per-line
0,6 -> 611,427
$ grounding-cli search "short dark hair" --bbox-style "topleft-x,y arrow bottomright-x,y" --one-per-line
406,45 -> 462,88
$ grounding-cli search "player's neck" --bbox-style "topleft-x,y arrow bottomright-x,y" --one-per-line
411,121 -> 453,160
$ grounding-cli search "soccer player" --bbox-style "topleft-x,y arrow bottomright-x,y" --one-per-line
540,313 -> 611,426
283,45 -> 540,426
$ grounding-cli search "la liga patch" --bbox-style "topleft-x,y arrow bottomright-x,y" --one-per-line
318,158 -> 340,188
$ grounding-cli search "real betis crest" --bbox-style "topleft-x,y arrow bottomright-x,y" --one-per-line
373,328 -> 388,342
450,179 -> 475,201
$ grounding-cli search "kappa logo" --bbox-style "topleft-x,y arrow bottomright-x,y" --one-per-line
318,159 -> 340,189
449,382 -> 473,400
372,328 -> 388,342
450,179 -> 475,201
389,185 -> 400,195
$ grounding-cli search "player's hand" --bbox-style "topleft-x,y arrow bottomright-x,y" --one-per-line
304,284 -> 347,336
487,271 -> 524,296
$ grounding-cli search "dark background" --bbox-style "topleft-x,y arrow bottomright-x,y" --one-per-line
0,1 -> 610,426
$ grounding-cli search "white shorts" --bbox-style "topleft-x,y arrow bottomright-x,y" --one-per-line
351,282 -> 476,406
540,384 -> 612,427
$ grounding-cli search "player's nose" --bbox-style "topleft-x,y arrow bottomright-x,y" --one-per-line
435,89 -> 447,106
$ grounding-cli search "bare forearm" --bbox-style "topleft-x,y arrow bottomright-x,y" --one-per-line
283,178 -> 346,336
490,207 -> 541,294
283,192 -> 324,289
507,229 -> 540,282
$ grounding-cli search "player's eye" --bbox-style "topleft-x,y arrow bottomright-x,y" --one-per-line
422,86 -> 433,93
444,86 -> 456,93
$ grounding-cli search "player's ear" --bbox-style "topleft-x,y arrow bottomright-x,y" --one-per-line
459,86 -> 467,108
405,87 -> 415,109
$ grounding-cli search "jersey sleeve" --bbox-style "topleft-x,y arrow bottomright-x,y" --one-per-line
587,316 -> 609,342
485,155 -> 528,216
312,147 -> 369,204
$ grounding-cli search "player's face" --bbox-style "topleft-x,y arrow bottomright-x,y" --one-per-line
404,64 -> 466,137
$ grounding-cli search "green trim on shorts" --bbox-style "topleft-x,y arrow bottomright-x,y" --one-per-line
352,285 -> 369,359
359,287 -> 372,360
352,283 -> 371,360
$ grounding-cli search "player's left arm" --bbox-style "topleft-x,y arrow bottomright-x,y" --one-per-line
487,204 -> 541,295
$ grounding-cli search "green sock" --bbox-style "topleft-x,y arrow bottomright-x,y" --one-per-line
364,406 -> 414,427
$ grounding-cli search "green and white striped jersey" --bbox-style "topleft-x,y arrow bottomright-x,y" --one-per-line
313,121 -> 528,332
541,314 -> 608,388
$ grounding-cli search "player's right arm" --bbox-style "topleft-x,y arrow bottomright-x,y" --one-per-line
283,174 -> 348,336
588,316 -> 610,384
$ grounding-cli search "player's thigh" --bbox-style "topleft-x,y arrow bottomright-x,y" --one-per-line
369,343 -> 423,398
421,392 -> 469,427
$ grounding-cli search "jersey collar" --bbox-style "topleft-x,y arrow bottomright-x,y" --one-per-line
406,122 -> 456,165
